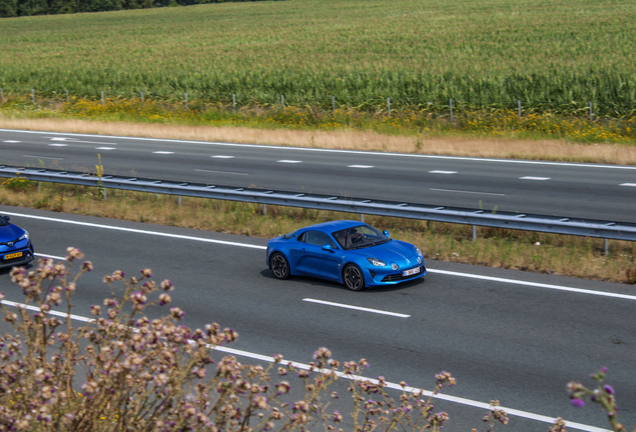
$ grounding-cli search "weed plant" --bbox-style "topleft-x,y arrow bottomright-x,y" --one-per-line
1,180 -> 634,284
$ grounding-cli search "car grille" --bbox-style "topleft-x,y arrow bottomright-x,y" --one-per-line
381,266 -> 424,282
0,238 -> 19,246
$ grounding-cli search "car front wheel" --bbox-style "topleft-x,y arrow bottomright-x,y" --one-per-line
270,252 -> 290,280
343,264 -> 365,291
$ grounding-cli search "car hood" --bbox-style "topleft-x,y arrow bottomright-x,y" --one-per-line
349,240 -> 416,261
0,224 -> 25,242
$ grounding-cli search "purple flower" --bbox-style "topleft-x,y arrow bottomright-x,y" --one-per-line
604,385 -> 615,395
571,398 -> 586,408
601,367 -> 608,373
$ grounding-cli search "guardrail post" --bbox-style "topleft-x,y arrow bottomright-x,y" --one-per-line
387,97 -> 391,117
281,94 -> 285,108
360,214 -> 364,223
590,101 -> 593,124
263,204 -> 267,215
31,88 -> 35,103
450,98 -> 454,123
232,93 -> 236,113
101,91 -> 104,105
141,91 -> 144,103
65,89 -> 69,103
518,100 -> 521,119
332,96 -> 336,116
0,88 -> 3,102
604,238 -> 609,255
178,195 -> 181,206
185,92 -> 188,110
472,225 -> 477,241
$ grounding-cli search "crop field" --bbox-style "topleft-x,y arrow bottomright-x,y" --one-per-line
1,0 -> 635,114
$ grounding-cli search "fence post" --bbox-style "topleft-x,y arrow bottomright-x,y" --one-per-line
387,97 -> 391,117
232,93 -> 236,113
450,98 -> 453,123
31,88 -> 35,103
518,100 -> 521,119
281,94 -> 285,108
185,92 -> 188,110
101,90 -> 104,105
332,95 -> 335,116
590,101 -> 593,123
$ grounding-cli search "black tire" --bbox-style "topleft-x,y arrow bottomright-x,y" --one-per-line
270,252 -> 290,280
343,264 -> 365,291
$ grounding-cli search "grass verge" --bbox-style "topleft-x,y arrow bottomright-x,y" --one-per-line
2,180 -> 635,285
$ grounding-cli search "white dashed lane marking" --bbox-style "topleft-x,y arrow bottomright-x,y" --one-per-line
153,151 -> 174,155
49,144 -> 68,147
429,170 -> 457,174
277,160 -> 302,163
620,183 -> 636,187
520,176 -> 551,181
211,155 -> 234,159
49,137 -> 116,145
96,147 -> 116,150
2,140 -> 20,143
348,165 -> 374,168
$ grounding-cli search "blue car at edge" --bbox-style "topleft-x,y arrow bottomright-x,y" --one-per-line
0,214 -> 34,269
266,220 -> 426,291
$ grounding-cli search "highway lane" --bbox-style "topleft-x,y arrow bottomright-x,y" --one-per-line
0,205 -> 634,431
1,129 -> 636,223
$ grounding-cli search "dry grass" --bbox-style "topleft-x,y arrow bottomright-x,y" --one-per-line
1,182 -> 635,285
2,117 -> 636,164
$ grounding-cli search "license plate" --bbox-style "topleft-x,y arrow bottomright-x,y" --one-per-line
402,267 -> 420,277
4,252 -> 22,260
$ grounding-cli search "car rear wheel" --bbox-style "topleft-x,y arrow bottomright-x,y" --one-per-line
343,264 -> 365,291
270,252 -> 290,280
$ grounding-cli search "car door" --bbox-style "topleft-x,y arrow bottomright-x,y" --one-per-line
298,230 -> 343,281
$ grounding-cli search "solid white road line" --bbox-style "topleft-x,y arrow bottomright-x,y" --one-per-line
520,176 -> 551,180
619,183 -> 636,187
35,253 -> 66,260
194,169 -> 248,176
0,297 -> 608,432
4,128 -> 636,171
6,211 -> 634,304
22,155 -> 63,160
429,188 -> 505,196
303,298 -> 410,318
429,170 -> 457,174
427,268 -> 636,301
1,211 -> 267,250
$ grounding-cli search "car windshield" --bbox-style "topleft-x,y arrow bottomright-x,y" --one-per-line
332,224 -> 389,250
0,217 -> 8,227
282,231 -> 297,239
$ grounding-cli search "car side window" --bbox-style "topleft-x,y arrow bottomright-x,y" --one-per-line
304,231 -> 336,248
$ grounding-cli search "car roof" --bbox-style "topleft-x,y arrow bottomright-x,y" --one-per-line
298,220 -> 364,233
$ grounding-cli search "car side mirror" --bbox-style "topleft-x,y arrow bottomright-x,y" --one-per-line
3,216 -> 10,221
383,230 -> 389,238
321,244 -> 334,252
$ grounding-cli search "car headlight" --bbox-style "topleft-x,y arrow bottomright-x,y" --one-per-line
415,246 -> 422,256
19,231 -> 29,241
367,257 -> 386,267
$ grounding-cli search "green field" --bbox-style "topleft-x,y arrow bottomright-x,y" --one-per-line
1,0 -> 636,114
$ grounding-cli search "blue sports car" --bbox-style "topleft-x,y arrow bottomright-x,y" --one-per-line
0,215 -> 34,269
266,220 -> 426,291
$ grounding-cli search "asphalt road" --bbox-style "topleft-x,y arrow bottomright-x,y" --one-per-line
1,205 -> 634,431
1,129 -> 636,223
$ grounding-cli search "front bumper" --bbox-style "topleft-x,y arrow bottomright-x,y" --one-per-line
365,264 -> 427,286
0,242 -> 35,269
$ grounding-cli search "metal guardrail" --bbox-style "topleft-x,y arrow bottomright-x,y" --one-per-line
1,165 -> 635,242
